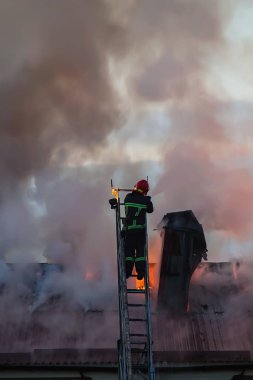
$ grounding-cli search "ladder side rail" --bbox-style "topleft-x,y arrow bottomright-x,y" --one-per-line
115,202 -> 126,380
116,197 -> 132,379
117,339 -> 124,380
144,216 -> 156,380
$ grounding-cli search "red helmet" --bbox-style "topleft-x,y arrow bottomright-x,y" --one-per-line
134,179 -> 149,195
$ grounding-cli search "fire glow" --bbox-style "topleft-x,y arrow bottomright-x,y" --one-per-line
232,261 -> 240,281
136,263 -> 156,292
84,271 -> 101,281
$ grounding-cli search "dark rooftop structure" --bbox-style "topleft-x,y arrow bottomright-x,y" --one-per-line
157,210 -> 208,312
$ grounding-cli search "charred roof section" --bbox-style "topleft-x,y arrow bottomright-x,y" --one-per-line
157,210 -> 208,313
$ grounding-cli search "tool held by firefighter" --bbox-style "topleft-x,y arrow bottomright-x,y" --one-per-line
109,178 -> 156,380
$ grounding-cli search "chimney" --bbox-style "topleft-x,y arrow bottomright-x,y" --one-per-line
157,210 -> 207,313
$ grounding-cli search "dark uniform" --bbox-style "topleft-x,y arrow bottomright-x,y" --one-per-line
123,190 -> 153,279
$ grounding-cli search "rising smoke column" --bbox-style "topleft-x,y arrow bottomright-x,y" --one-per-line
0,0 -> 127,259
0,0 -> 174,313
0,0 -> 129,314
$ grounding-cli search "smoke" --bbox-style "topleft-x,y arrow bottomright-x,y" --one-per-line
154,139 -> 253,238
123,0 -> 230,102
0,0 -> 126,334
136,1 -> 253,260
0,0 -> 252,353
0,0 -> 125,186
189,261 -> 253,352
0,0 -> 127,321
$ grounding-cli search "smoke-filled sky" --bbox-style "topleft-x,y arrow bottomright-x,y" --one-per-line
0,0 -> 253,274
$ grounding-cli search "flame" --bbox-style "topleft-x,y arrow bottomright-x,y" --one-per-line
136,263 -> 156,292
135,236 -> 162,292
111,187 -> 119,200
136,278 -> 145,290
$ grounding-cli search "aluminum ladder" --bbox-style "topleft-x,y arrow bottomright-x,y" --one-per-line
110,185 -> 156,380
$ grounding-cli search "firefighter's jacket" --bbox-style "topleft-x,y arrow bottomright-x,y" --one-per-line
123,191 -> 153,233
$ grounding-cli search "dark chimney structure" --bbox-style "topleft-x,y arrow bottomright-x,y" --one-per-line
157,210 -> 207,313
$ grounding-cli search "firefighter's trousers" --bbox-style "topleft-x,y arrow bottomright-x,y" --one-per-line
124,230 -> 146,278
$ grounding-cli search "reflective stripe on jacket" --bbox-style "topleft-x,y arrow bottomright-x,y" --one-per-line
123,191 -> 153,231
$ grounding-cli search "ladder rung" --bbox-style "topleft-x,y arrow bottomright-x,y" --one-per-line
132,364 -> 148,370
127,303 -> 146,307
131,348 -> 148,353
130,341 -> 147,345
130,274 -> 138,277
130,333 -> 147,337
127,289 -> 145,294
129,318 -> 146,322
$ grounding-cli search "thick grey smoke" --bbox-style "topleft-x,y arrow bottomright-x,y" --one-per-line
0,0 -> 125,186
0,0 -> 127,317
123,0 -> 230,102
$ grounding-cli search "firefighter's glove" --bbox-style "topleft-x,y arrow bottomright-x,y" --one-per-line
109,198 -> 118,209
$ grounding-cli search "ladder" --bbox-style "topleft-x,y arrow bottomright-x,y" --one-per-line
110,184 -> 156,380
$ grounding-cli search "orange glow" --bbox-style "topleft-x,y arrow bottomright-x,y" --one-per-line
84,271 -> 101,281
136,278 -> 145,290
148,235 -> 162,264
232,261 -> 240,281
111,187 -> 119,200
136,263 -> 156,292
134,235 -> 161,292
191,264 -> 206,283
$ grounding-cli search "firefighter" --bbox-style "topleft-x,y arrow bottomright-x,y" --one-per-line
123,179 -> 153,280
